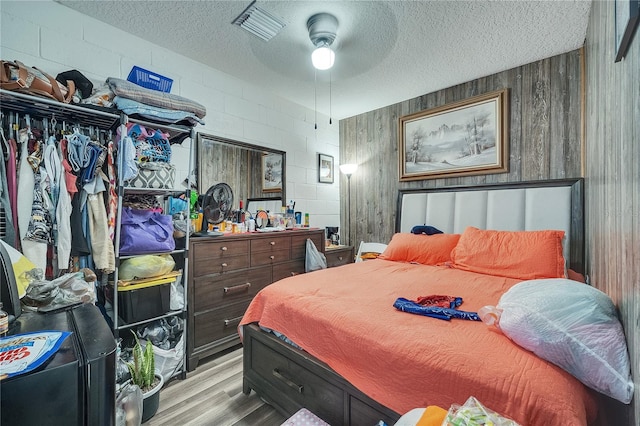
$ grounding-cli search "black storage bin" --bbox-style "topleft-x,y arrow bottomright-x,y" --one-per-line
117,283 -> 171,323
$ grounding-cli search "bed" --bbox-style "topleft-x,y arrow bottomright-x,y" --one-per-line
240,178 -> 599,426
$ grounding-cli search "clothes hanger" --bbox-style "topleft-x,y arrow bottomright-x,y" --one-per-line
0,112 -> 10,161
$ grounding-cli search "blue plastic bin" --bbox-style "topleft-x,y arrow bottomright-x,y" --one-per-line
127,66 -> 173,93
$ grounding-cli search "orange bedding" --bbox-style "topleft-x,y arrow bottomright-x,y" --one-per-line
240,260 -> 598,425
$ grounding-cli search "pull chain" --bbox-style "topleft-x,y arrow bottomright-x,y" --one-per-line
314,68 -> 318,130
329,69 -> 332,125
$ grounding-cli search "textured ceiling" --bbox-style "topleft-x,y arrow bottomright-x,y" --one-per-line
57,0 -> 591,120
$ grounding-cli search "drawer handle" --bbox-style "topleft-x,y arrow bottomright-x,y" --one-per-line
338,256 -> 343,261
221,263 -> 228,267
269,255 -> 275,260
224,283 -> 251,294
223,316 -> 243,327
221,246 -> 228,251
273,368 -> 304,394
269,241 -> 276,246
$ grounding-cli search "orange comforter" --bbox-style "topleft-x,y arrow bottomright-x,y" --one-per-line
240,260 -> 598,425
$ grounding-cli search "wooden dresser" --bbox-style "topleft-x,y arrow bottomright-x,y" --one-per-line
187,228 -> 324,371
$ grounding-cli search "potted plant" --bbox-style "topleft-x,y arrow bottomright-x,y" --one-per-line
127,332 -> 164,423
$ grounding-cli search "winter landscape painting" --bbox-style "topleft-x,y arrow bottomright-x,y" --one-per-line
399,89 -> 509,181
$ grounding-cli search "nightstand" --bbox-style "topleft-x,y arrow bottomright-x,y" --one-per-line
325,245 -> 354,268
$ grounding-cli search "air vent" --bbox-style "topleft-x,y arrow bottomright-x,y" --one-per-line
232,1 -> 287,41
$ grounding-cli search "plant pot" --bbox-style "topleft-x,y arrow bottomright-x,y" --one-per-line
142,373 -> 164,423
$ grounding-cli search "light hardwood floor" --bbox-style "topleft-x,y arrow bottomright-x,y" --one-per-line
145,345 -> 287,426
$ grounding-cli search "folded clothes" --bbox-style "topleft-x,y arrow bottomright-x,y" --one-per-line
107,77 -> 206,118
114,96 -> 204,126
393,297 -> 480,321
415,294 -> 461,308
411,225 -> 443,235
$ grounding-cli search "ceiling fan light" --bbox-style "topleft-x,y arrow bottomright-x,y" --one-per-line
312,46 -> 335,70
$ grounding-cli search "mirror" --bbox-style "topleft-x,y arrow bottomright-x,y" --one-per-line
196,132 -> 286,214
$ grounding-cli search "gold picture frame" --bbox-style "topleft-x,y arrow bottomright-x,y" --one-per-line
399,89 -> 509,181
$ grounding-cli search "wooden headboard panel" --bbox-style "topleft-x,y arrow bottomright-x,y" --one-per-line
396,179 -> 584,274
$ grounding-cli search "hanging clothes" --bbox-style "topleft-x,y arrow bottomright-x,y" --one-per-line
59,138 -> 78,198
87,192 -> 115,273
82,141 -> 114,274
0,135 -> 16,246
106,138 -> 118,240
7,137 -> 19,247
43,135 -> 72,270
70,193 -> 90,256
17,127 -> 47,272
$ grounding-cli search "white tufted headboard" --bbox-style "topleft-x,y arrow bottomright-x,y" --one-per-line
396,179 -> 584,273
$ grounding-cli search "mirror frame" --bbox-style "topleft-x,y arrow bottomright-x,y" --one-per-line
196,132 -> 286,209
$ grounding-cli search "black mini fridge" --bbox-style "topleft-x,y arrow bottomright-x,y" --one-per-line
1,303 -> 116,426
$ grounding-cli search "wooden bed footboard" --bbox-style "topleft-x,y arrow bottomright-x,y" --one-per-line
242,323 -> 400,426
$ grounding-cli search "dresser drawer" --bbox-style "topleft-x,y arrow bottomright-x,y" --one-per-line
194,254 -> 249,276
291,232 -> 323,260
193,300 -> 250,348
193,266 -> 272,312
349,395 -> 398,426
193,239 -> 249,260
251,247 -> 290,267
250,338 -> 343,426
272,259 -> 305,282
251,236 -> 291,253
192,240 -> 249,276
325,246 -> 354,268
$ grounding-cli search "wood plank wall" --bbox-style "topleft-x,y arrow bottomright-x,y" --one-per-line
339,49 -> 583,247
585,2 -> 639,425
198,140 -> 249,201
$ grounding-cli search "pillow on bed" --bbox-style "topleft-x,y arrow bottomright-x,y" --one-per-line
489,279 -> 634,404
450,227 -> 565,280
378,233 -> 460,265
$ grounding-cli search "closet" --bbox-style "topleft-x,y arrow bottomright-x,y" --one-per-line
0,89 -> 192,382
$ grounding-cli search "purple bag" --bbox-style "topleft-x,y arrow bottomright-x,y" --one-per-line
119,207 -> 175,255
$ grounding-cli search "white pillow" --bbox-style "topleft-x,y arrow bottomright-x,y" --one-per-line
490,279 -> 634,403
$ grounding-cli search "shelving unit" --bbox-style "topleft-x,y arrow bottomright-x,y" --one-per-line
111,114 -> 194,382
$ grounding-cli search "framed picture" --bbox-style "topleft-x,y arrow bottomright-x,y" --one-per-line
615,0 -> 640,62
262,152 -> 283,192
318,153 -> 334,183
398,89 -> 509,181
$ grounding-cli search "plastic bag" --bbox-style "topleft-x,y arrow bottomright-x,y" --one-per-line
152,334 -> 184,382
23,268 -> 97,311
479,279 -> 634,404
118,254 -> 175,281
139,317 -> 184,350
305,238 -> 327,272
444,396 -> 519,426
115,383 -> 143,426
170,277 -> 184,311
135,318 -> 184,382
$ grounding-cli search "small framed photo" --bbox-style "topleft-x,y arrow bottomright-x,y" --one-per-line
262,153 -> 283,192
615,0 -> 640,62
318,153 -> 334,184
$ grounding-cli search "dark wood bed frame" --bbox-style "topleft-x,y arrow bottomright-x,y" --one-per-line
242,178 -> 585,425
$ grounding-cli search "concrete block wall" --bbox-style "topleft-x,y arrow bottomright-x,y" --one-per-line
0,0 -> 340,230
